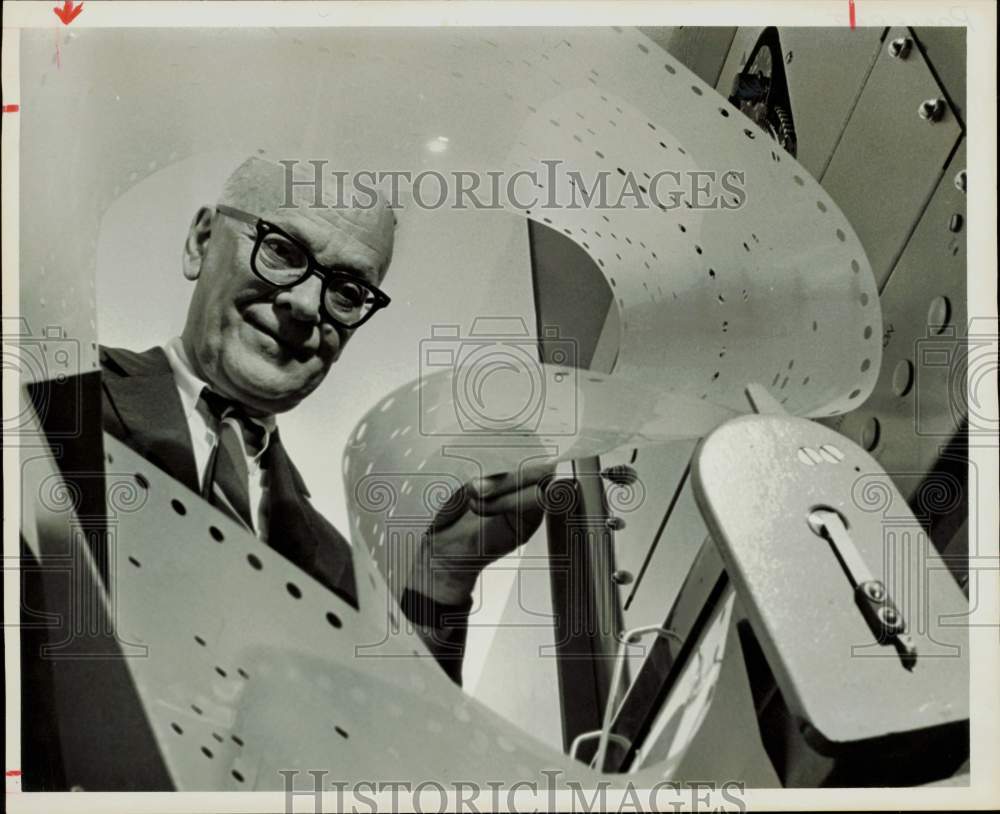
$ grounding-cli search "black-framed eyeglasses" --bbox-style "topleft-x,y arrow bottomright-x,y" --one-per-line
216,204 -> 391,330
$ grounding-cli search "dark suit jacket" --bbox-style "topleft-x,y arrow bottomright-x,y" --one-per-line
99,345 -> 469,682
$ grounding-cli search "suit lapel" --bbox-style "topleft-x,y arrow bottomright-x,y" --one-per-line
100,346 -> 201,493
266,432 -> 357,608
101,345 -> 358,608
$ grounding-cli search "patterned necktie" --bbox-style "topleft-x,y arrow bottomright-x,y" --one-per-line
198,389 -> 267,534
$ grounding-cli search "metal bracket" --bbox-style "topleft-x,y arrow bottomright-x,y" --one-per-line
589,625 -> 684,772
807,508 -> 918,670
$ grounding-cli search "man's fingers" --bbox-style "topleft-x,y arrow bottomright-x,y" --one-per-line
427,483 -> 470,532
468,478 -> 550,518
466,461 -> 557,503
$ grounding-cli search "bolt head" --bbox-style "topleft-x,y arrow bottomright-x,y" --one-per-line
612,569 -> 634,586
918,98 -> 946,122
888,37 -> 912,59
866,581 -> 886,601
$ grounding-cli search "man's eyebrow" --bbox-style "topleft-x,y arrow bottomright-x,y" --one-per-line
277,222 -> 381,283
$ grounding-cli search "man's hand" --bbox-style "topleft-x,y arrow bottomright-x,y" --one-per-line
407,461 -> 556,606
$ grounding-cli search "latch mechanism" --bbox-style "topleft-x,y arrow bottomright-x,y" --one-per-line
807,508 -> 918,670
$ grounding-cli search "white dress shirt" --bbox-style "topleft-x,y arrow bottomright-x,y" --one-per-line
163,337 -> 276,540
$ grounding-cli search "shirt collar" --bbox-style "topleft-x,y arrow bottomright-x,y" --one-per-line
163,337 -> 277,458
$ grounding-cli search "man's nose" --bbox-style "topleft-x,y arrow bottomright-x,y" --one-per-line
274,274 -> 323,323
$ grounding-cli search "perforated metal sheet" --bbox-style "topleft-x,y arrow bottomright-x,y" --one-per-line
101,434 -> 733,788
338,27 -> 880,566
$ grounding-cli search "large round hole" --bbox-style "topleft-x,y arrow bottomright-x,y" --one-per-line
171,499 -> 187,516
209,526 -> 224,543
860,417 -> 881,451
892,359 -> 915,396
927,296 -> 952,334
247,554 -> 263,571
287,583 -> 302,599
326,611 -> 343,629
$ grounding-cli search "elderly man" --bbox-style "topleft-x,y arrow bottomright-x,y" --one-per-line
98,156 -> 550,683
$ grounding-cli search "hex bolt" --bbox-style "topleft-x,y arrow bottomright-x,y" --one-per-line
954,169 -> 967,194
917,98 -> 946,122
888,37 -> 912,59
606,516 -> 627,532
600,464 -> 639,487
611,569 -> 634,586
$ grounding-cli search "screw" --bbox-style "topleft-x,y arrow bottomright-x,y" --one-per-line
865,581 -> 886,601
606,516 -> 627,531
612,569 -> 634,586
918,98 -> 946,122
880,606 -> 900,627
954,169 -> 967,194
888,37 -> 912,59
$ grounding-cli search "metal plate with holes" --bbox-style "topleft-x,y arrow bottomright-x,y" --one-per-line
716,28 -> 886,180
835,141 -> 967,500
692,415 -> 968,749
822,27 -> 962,289
641,27 -> 738,87
340,26 -> 881,569
98,433 -> 720,789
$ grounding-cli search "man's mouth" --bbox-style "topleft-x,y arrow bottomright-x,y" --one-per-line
245,316 -> 315,362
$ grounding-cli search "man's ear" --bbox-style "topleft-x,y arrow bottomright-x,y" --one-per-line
182,206 -> 216,281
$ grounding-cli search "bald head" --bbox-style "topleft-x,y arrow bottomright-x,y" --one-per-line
179,155 -> 397,416
219,156 -> 396,275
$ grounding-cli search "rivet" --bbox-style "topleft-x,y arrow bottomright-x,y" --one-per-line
611,569 -> 634,586
948,213 -> 964,233
917,98 -> 946,122
606,516 -> 626,531
887,37 -> 912,59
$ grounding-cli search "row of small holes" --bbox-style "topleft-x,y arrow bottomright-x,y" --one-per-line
133,477 -> 347,627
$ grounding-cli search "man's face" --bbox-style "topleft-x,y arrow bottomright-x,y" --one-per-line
181,204 -> 392,416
